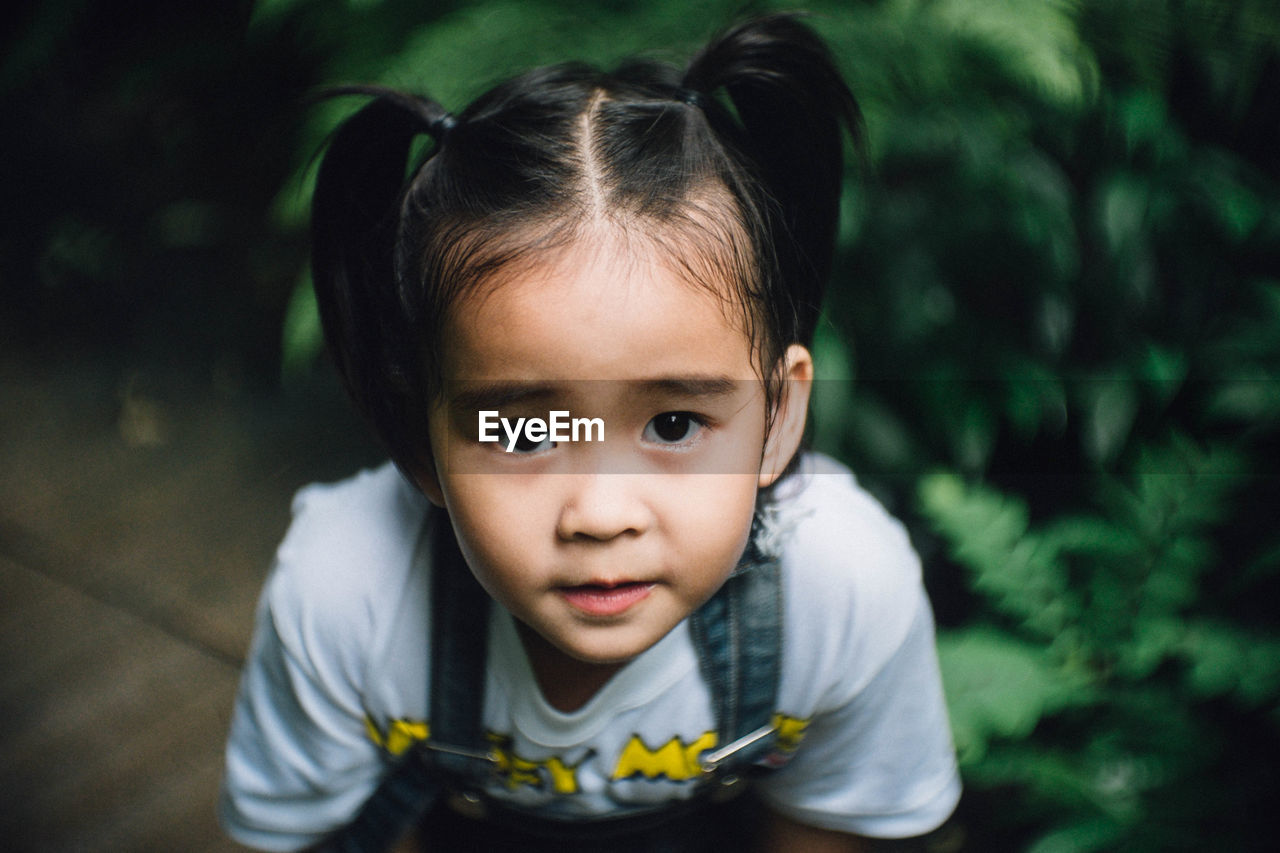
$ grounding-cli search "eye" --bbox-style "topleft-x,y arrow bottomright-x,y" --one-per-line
642,412 -> 705,446
509,434 -> 555,454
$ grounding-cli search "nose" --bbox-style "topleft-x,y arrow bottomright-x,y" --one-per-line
555,474 -> 654,541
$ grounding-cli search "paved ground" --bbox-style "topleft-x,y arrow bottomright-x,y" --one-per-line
0,353 -> 382,851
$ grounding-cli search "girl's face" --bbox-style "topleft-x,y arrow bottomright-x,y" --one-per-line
418,235 -> 811,678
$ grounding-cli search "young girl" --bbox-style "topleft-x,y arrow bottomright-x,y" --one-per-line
221,15 -> 960,852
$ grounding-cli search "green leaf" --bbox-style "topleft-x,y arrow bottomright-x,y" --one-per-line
1140,343 -> 1186,406
1004,362 -> 1068,441
938,627 -> 1095,763
1113,615 -> 1184,680
1178,621 -> 1280,706
1208,377 -> 1280,424
1027,817 -> 1126,853
1098,172 -> 1149,255
280,271 -> 323,382
921,474 -> 1074,637
810,320 -> 856,457
1115,89 -> 1169,156
925,0 -> 1099,109
1080,378 -> 1137,466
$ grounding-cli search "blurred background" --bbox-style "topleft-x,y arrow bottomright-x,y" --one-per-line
2,0 -> 1278,850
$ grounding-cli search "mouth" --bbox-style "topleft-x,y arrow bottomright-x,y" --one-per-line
558,580 -> 655,617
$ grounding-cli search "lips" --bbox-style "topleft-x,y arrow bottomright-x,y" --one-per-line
559,581 -> 655,617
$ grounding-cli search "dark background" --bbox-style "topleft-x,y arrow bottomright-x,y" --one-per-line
3,1 -> 1278,849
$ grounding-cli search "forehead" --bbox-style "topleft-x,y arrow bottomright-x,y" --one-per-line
438,234 -> 757,383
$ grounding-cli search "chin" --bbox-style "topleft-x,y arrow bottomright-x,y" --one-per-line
559,629 -> 658,667
563,640 -> 645,667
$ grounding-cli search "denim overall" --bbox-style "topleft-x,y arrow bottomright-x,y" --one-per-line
324,510 -> 782,852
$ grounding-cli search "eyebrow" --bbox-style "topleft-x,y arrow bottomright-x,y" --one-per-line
446,382 -> 558,413
444,375 -> 741,412
632,376 -> 740,399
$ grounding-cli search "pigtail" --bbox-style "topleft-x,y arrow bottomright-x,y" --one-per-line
310,87 -> 453,466
682,14 -> 863,344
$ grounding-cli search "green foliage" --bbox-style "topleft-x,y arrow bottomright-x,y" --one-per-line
806,2 -> 1280,846
936,627 -> 1094,763
280,269 -> 321,380
920,435 -> 1280,848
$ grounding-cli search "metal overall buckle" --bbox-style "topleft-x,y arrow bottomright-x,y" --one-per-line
420,740 -> 501,821
698,723 -> 776,802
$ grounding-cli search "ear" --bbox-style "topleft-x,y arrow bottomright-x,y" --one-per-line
758,344 -> 814,488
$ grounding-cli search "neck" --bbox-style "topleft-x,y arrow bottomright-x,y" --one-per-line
514,621 -> 625,713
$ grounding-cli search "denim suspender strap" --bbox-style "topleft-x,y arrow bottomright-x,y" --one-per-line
322,511 -> 494,852
425,510 -> 494,774
322,740 -> 442,853
688,531 -> 783,777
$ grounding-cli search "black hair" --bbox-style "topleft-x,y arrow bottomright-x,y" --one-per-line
310,13 -> 862,473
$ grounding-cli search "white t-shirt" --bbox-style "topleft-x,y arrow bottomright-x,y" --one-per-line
220,454 -> 960,851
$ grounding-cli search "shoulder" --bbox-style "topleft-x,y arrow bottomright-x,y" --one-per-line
222,463 -> 430,848
769,453 -> 927,704
756,455 -> 960,836
263,462 -> 432,683
274,461 -> 428,576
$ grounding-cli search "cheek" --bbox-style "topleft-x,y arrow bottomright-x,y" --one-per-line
668,476 -> 757,553
441,478 -> 533,578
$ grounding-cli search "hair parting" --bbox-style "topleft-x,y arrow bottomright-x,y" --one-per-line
309,13 -> 863,475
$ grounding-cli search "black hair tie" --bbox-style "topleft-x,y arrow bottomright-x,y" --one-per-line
429,112 -> 458,139
675,88 -> 705,109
